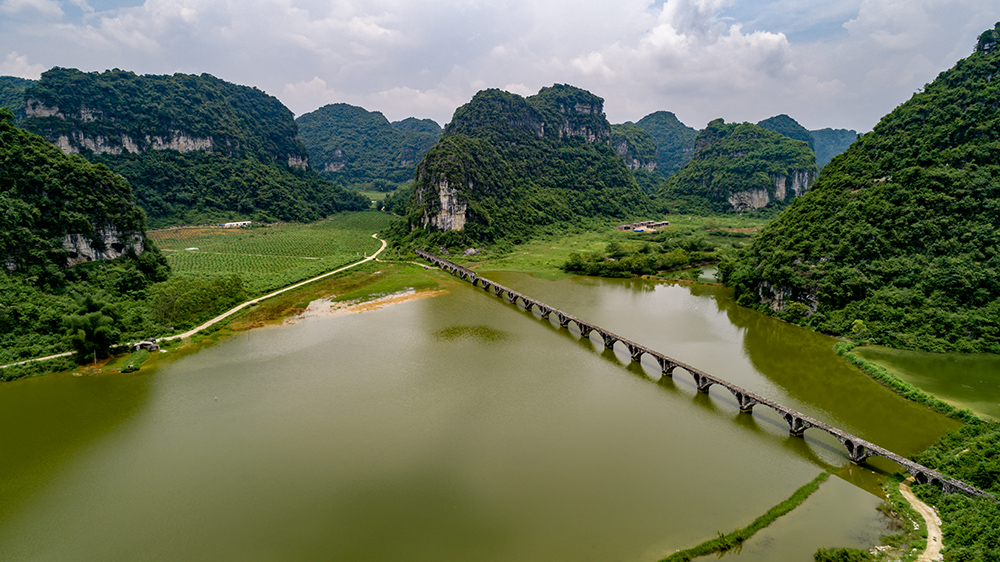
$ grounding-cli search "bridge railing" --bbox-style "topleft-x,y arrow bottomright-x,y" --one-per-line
415,249 -> 993,499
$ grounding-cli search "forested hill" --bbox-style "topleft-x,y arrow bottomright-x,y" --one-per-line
296,103 -> 441,186
657,119 -> 817,214
757,114 -> 814,151
20,68 -> 367,226
634,111 -> 698,177
404,85 -> 648,245
722,22 -> 1000,353
0,108 -> 156,285
0,76 -> 34,120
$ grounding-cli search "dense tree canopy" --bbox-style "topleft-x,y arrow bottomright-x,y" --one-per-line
0,76 -> 34,120
19,68 -> 367,225
757,114 -> 814,151
723,23 -> 1000,353
403,85 -> 649,245
634,110 -> 698,177
657,119 -> 817,214
296,103 -> 441,185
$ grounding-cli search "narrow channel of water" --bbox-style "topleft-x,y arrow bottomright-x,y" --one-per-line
0,273 -> 960,561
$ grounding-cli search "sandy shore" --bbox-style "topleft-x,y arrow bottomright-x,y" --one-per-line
287,289 -> 447,323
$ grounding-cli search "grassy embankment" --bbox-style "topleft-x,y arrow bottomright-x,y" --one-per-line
659,471 -> 831,562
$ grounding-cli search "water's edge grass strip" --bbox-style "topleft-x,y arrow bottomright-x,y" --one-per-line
657,471 -> 831,562
834,342 -> 981,424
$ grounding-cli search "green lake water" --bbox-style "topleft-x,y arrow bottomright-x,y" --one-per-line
855,345 -> 1000,421
0,272 -> 962,561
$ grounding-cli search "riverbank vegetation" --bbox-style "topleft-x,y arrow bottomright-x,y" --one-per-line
908,422 -> 1000,562
835,342 -> 980,424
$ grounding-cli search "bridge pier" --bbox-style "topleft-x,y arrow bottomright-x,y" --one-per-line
692,373 -> 714,393
540,308 -> 552,319
493,285 -> 505,297
733,391 -> 758,413
558,314 -> 571,328
523,300 -> 534,312
656,357 -> 675,376
578,323 -> 594,337
507,292 -> 519,304
600,332 -> 617,349
783,414 -> 811,437
627,344 -> 643,363
841,439 -> 870,464
480,280 -> 492,292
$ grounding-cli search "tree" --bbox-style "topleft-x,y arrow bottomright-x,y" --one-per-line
63,292 -> 121,361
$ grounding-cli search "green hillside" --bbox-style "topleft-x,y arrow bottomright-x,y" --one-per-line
0,76 -> 34,120
0,107 -> 171,364
722,23 -> 1000,353
757,114 -> 814,151
634,111 -> 698,177
657,119 -> 817,214
295,103 -> 441,186
403,85 -> 648,245
811,128 -> 858,167
21,68 -> 367,226
611,123 -> 659,193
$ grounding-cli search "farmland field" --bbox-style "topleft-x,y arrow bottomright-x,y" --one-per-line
148,211 -> 398,295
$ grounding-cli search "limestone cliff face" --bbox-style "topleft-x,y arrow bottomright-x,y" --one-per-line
62,229 -> 144,267
727,169 -> 816,211
611,123 -> 657,172
416,178 -> 468,231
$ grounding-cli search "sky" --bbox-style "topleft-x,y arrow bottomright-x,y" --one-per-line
1,0 -> 997,132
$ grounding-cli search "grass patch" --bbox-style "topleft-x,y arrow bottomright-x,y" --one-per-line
120,350 -> 150,373
658,471 -> 831,561
222,261 -> 446,330
835,341 -> 981,424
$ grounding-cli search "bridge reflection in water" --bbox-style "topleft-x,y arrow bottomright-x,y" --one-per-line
416,249 -> 992,499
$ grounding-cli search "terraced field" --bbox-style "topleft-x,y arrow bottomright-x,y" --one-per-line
148,211 -> 398,295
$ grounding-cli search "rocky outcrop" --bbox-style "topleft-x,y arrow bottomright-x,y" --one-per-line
287,155 -> 308,170
727,189 -> 772,211
757,280 -> 818,314
62,229 -> 144,267
727,169 -> 815,211
50,129 -> 213,155
418,178 -> 467,231
772,169 -> 814,200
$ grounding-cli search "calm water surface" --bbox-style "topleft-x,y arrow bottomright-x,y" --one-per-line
0,273 -> 961,561
855,345 -> 1000,420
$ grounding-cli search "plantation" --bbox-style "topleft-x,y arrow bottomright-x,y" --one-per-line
148,211 -> 397,295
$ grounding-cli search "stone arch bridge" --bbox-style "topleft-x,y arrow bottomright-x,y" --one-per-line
416,248 -> 992,499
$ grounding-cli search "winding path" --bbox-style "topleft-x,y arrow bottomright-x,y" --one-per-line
0,234 -> 387,370
900,477 -> 944,561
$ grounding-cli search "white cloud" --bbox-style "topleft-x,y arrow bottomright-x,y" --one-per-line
0,0 -> 63,18
0,51 -> 47,78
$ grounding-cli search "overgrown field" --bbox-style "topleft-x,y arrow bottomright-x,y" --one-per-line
452,214 -> 769,278
149,211 -> 398,294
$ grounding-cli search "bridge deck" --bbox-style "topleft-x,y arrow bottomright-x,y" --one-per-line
416,248 -> 992,499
